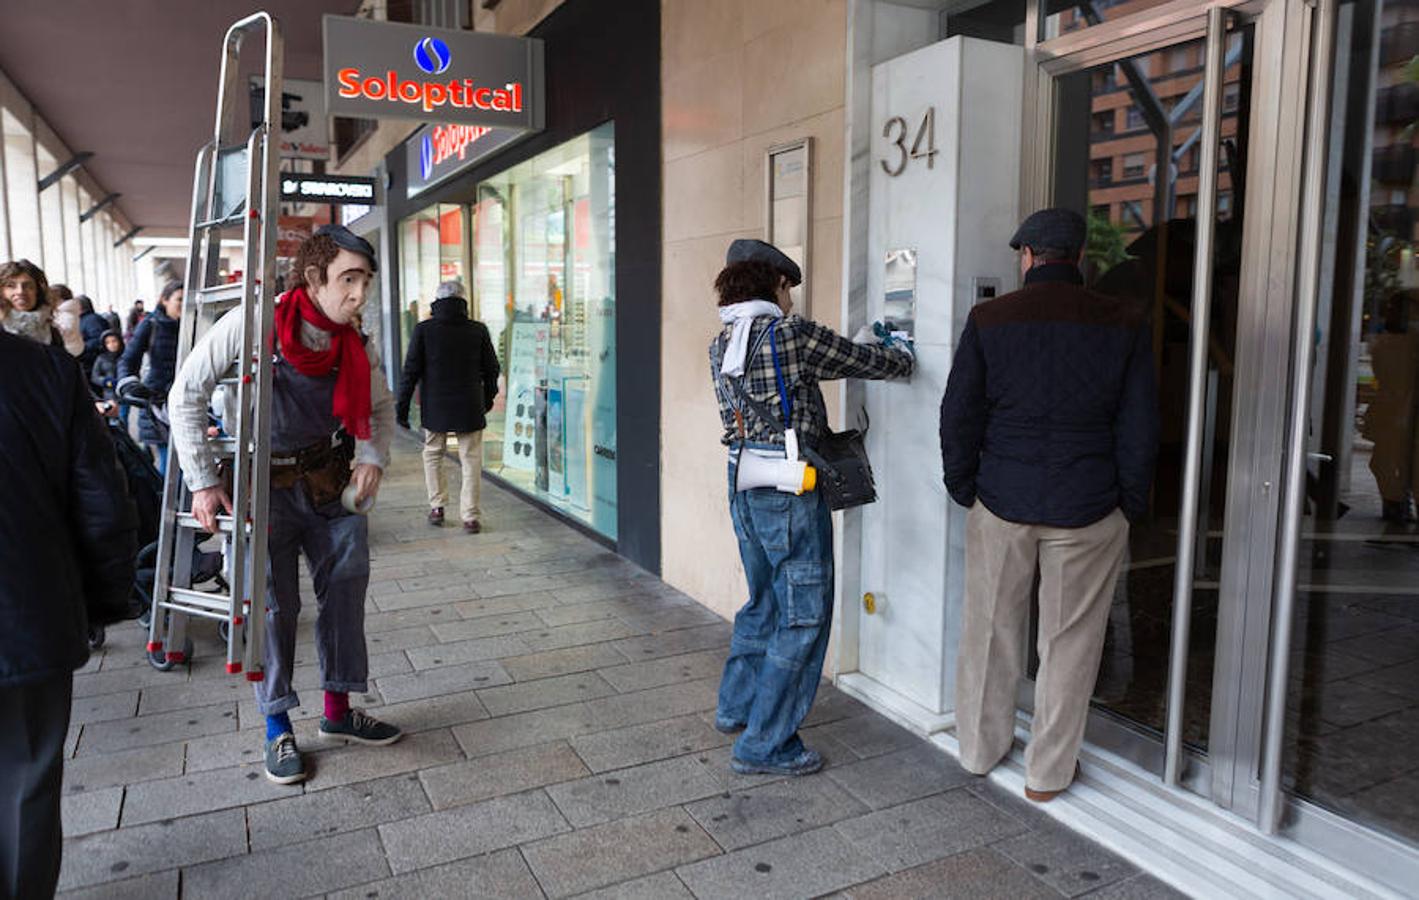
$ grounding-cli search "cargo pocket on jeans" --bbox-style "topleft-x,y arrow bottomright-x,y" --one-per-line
784,561 -> 828,627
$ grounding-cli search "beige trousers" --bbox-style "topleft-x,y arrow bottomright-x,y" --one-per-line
422,429 -> 484,523
955,503 -> 1128,791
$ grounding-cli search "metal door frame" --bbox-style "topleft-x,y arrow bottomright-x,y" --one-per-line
1019,0 -> 1307,815
1028,0 -> 1419,888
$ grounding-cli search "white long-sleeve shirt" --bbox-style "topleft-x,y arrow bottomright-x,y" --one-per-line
168,307 -> 395,493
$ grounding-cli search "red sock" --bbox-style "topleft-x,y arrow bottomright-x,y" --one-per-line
324,691 -> 350,722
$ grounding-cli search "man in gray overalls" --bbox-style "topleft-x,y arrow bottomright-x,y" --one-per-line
170,225 -> 399,784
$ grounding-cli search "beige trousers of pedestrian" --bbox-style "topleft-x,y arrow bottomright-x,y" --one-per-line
955,502 -> 1129,792
422,429 -> 484,523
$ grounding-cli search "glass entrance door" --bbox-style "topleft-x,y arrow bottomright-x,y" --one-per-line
1024,8 -> 1258,785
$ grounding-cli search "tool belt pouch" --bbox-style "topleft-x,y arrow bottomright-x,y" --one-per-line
302,434 -> 355,509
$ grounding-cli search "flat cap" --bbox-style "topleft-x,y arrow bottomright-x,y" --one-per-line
314,223 -> 378,272
434,280 -> 466,300
726,238 -> 802,286
1008,208 -> 1087,254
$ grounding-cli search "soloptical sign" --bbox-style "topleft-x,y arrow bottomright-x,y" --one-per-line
404,122 -> 527,197
323,16 -> 544,130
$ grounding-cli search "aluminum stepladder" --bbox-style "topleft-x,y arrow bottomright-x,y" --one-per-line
146,12 -> 283,682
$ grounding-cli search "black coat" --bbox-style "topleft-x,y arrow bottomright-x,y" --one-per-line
0,332 -> 138,687
939,263 -> 1160,527
79,310 -> 108,377
397,296 -> 501,434
119,308 -> 181,444
91,350 -> 121,400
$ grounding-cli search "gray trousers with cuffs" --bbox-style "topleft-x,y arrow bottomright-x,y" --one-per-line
254,484 -> 371,716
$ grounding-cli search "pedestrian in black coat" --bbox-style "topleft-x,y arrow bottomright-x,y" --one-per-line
396,281 -> 501,532
118,280 -> 183,472
77,295 -> 108,378
0,330 -> 138,898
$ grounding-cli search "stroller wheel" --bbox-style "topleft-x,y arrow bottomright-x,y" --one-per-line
136,607 -> 152,629
218,619 -> 231,643
88,625 -> 106,651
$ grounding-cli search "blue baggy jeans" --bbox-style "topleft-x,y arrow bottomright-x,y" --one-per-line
717,461 -> 834,765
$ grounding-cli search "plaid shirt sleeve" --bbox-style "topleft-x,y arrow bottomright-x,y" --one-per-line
711,316 -> 913,448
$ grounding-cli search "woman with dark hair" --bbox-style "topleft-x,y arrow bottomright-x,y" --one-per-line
124,300 -> 145,342
118,280 -> 184,474
708,239 -> 913,777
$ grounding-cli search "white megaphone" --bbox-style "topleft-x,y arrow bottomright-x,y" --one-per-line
736,448 -> 817,495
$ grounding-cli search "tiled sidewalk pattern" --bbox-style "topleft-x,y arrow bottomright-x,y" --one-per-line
56,445 -> 1184,899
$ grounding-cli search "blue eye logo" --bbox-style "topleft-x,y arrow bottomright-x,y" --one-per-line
413,37 -> 451,75
420,134 -> 435,180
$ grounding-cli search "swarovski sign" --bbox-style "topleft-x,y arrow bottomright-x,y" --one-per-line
323,16 -> 544,130
280,173 -> 377,205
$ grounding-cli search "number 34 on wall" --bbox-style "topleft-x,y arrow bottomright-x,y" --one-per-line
880,107 -> 937,177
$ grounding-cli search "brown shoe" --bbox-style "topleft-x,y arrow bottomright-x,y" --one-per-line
463,519 -> 481,534
428,507 -> 445,527
1025,763 -> 1081,803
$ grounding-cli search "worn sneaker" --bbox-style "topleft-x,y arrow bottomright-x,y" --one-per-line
318,708 -> 403,746
463,519 -> 481,534
712,716 -> 746,735
428,507 -> 445,527
264,732 -> 306,785
730,748 -> 823,777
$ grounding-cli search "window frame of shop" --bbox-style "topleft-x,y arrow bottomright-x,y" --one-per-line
383,0 -> 660,573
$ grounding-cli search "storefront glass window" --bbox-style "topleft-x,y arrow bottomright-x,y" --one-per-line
475,123 -> 616,538
399,203 -> 467,429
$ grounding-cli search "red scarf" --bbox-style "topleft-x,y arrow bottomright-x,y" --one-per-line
274,287 -> 372,439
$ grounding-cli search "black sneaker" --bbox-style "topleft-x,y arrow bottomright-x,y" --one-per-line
730,748 -> 823,777
318,709 -> 403,746
264,732 -> 306,785
712,716 -> 746,735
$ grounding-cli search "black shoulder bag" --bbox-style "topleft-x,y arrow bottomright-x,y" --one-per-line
723,321 -> 878,511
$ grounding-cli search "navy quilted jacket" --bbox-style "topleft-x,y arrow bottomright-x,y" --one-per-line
939,263 -> 1159,527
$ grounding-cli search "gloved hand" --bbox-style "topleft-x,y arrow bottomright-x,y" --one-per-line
116,379 -> 152,404
871,321 -> 916,356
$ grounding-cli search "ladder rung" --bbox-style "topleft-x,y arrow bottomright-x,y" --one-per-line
208,436 -> 239,456
157,600 -> 230,622
199,283 -> 246,306
166,587 -> 234,612
176,512 -> 237,533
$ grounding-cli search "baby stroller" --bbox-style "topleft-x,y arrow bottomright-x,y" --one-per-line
109,388 -> 226,669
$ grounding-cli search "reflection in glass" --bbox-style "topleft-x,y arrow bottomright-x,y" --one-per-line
1286,0 -> 1419,850
473,122 -> 617,538
1033,31 -> 1252,755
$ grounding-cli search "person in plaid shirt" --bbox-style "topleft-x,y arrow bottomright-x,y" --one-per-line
708,239 -> 913,776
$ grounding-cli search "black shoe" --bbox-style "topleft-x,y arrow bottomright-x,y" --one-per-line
428,507 -> 445,527
264,732 -> 306,785
712,716 -> 745,735
318,709 -> 403,746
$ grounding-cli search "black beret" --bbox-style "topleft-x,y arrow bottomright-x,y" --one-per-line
726,238 -> 802,286
1009,208 -> 1087,253
314,224 -> 378,273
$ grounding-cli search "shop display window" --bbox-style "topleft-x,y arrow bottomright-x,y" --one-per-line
399,123 -> 617,539
478,123 -> 617,538
399,203 -> 468,429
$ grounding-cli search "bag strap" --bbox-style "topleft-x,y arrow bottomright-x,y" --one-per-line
769,326 -> 792,424
721,319 -> 787,436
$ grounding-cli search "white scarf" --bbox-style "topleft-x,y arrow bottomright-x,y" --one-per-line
718,300 -> 783,378
1,308 -> 56,346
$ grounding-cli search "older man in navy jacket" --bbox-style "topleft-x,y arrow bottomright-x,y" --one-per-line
940,208 -> 1158,803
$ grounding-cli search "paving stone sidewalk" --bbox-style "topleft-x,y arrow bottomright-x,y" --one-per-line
56,443 -> 1184,899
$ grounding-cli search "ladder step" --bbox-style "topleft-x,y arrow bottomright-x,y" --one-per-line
157,600 -> 230,622
198,283 -> 246,307
177,512 -> 237,533
166,587 -> 234,613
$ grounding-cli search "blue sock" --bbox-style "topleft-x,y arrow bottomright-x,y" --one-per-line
266,712 -> 292,741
